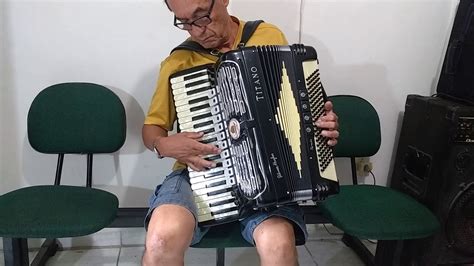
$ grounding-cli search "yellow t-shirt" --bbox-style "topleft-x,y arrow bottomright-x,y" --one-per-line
144,17 -> 288,170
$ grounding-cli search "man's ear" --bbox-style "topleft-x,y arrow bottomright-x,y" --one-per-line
222,0 -> 230,7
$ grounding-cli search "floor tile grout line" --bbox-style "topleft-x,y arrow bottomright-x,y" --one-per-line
303,244 -> 319,266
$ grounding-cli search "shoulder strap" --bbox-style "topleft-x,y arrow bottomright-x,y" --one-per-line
170,20 -> 264,55
239,20 -> 263,47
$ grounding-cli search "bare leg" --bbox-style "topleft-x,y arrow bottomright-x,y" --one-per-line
253,217 -> 298,266
142,204 -> 195,266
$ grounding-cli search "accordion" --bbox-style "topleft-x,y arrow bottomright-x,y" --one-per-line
170,44 -> 339,226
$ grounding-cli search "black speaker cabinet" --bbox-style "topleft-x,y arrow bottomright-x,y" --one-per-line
437,0 -> 474,105
390,95 -> 474,265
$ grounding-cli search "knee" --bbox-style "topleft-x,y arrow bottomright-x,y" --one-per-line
254,217 -> 297,258
143,205 -> 195,263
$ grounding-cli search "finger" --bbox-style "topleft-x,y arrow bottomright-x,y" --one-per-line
191,156 -> 216,170
321,129 -> 339,139
320,112 -> 338,122
324,101 -> 334,112
181,131 -> 204,139
187,162 -> 201,172
316,121 -> 338,130
327,139 -> 338,146
194,143 -> 221,155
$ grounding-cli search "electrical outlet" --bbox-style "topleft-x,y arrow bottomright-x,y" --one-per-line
355,157 -> 373,177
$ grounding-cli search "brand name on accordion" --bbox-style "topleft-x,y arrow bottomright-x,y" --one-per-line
250,66 -> 264,102
270,153 -> 283,179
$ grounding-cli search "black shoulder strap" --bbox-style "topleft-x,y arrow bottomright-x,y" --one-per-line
170,20 -> 264,55
239,20 -> 263,47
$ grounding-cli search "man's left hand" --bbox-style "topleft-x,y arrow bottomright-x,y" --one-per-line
314,101 -> 339,146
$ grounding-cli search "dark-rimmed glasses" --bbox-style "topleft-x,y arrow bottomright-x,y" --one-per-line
173,0 -> 215,30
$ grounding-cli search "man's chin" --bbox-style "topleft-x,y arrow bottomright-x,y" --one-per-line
195,38 -> 219,50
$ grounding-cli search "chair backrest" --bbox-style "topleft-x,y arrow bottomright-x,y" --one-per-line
27,82 -> 126,154
329,95 -> 381,158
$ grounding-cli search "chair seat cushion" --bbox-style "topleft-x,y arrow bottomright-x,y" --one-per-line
0,185 -> 118,238
320,185 -> 440,240
191,222 -> 252,248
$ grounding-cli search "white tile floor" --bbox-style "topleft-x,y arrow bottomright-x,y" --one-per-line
0,225 -> 375,266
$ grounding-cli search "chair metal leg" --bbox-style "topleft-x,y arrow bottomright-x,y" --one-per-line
31,239 -> 60,266
374,240 -> 400,266
216,248 -> 225,266
3,237 -> 29,266
341,234 -> 375,266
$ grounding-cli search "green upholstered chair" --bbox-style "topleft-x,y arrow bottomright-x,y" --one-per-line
0,83 -> 126,266
191,222 -> 252,265
320,95 -> 440,265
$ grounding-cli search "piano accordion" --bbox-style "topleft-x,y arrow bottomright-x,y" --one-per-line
170,44 -> 339,226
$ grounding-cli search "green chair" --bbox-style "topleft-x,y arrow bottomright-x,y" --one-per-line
320,95 -> 440,265
191,222 -> 252,266
0,83 -> 126,266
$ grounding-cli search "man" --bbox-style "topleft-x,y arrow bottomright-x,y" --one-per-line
142,0 -> 339,265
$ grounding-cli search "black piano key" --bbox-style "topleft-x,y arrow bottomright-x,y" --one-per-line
201,127 -> 215,134
207,187 -> 232,196
194,120 -> 213,129
201,137 -> 218,144
212,206 -> 238,216
186,78 -> 212,88
192,112 -> 213,121
206,180 -> 227,188
190,103 -> 210,112
189,96 -> 209,105
205,170 -> 225,179
183,70 -> 211,81
205,155 -> 221,161
187,85 -> 213,96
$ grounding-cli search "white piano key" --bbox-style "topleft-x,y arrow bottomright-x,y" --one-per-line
195,194 -> 235,209
193,183 -> 234,196
190,176 -> 233,190
194,191 -> 234,204
172,81 -> 213,95
170,68 -> 210,84
197,202 -> 238,215
190,174 -> 234,188
171,73 -> 211,88
179,116 -> 215,131
177,107 -> 213,119
210,210 -> 239,220
189,167 -> 233,179
174,88 -> 216,103
197,210 -> 239,222
175,100 -> 211,113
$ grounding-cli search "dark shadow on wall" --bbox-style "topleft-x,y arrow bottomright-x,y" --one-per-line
125,65 -> 175,208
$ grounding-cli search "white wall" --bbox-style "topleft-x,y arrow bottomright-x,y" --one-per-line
0,0 -> 459,209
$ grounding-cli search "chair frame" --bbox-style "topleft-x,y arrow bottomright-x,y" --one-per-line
3,153 -> 97,266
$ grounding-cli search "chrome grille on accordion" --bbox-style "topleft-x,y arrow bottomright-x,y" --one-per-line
170,44 -> 339,226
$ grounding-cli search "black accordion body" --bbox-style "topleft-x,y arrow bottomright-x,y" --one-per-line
170,44 -> 339,226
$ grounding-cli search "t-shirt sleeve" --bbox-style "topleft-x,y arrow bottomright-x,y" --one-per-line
143,58 -> 177,131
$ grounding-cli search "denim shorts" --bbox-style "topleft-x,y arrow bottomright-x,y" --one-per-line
145,168 -> 308,246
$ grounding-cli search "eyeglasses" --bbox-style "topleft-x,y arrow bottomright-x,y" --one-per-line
173,0 -> 215,30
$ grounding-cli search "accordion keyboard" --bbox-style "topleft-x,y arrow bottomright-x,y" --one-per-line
170,66 -> 241,224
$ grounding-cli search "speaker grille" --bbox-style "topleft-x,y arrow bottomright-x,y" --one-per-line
446,182 -> 474,255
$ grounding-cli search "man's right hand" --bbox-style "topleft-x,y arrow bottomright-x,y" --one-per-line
155,132 -> 221,171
